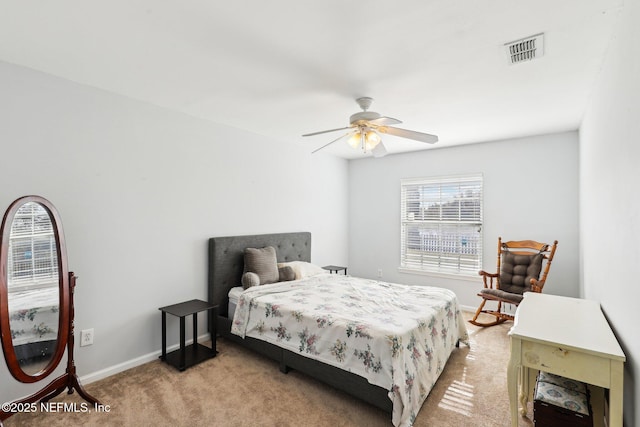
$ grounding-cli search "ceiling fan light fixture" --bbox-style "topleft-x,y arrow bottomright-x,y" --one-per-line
364,131 -> 381,150
347,132 -> 362,149
347,130 -> 381,152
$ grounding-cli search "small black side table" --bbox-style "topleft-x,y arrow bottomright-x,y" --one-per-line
322,265 -> 347,275
159,299 -> 217,371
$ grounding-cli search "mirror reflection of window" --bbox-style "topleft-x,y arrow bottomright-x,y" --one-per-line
8,202 -> 58,290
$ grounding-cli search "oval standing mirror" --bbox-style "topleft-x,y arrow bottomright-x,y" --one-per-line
1,196 -> 99,424
0,196 -> 69,382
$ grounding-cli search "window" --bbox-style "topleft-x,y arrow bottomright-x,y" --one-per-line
400,174 -> 483,276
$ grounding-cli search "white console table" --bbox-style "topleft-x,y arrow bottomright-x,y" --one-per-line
507,293 -> 625,427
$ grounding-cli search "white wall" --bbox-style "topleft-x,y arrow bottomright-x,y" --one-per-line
580,0 -> 640,423
348,132 -> 579,310
0,61 -> 349,403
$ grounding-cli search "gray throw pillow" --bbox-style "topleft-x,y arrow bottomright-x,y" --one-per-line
278,266 -> 296,282
244,246 -> 279,285
241,272 -> 260,289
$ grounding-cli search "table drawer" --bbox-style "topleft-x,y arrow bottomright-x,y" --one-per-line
521,341 -> 611,388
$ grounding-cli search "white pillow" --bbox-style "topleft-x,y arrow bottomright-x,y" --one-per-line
277,261 -> 326,280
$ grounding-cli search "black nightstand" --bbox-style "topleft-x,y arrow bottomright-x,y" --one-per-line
322,265 -> 347,275
159,299 -> 217,371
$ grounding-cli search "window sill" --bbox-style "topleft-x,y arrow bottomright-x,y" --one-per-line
397,267 -> 479,282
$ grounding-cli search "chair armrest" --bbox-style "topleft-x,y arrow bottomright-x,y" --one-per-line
478,270 -> 498,278
530,277 -> 543,293
478,270 -> 499,289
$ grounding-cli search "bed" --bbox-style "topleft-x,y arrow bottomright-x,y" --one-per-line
208,232 -> 468,427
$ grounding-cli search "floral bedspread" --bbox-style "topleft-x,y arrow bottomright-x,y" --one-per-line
231,273 -> 469,427
9,287 -> 59,346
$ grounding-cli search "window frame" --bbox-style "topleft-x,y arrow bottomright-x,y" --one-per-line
399,173 -> 483,277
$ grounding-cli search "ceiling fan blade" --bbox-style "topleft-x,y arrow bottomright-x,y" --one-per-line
369,116 -> 402,126
372,141 -> 388,158
302,126 -> 352,137
380,126 -> 438,144
311,132 -> 352,154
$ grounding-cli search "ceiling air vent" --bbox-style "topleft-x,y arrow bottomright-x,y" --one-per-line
505,33 -> 544,65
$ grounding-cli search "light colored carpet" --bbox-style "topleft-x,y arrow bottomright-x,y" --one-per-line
4,312 -> 534,427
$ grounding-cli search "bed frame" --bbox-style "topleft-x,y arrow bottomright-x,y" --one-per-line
207,232 -> 392,413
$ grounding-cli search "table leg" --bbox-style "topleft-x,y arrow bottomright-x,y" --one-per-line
609,361 -> 624,427
192,312 -> 198,351
588,385 -> 605,427
507,337 -> 521,426
519,366 -> 529,416
528,368 -> 538,401
179,316 -> 186,371
160,312 -> 166,360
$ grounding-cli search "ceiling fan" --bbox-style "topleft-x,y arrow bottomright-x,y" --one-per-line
303,97 -> 438,157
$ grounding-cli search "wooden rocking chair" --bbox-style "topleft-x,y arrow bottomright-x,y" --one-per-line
469,237 -> 558,327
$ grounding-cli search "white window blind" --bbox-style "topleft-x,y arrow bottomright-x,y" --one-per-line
401,174 -> 483,275
7,202 -> 58,291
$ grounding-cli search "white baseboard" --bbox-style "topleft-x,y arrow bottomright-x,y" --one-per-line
460,304 -> 476,313
460,303 -> 518,315
80,332 -> 212,385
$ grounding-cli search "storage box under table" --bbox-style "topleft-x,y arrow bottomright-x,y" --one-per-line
534,371 -> 593,427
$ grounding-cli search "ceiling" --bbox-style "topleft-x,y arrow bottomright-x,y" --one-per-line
0,1 -> 623,159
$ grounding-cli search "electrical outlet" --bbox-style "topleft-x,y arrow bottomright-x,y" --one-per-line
80,328 -> 94,347
377,269 -> 383,278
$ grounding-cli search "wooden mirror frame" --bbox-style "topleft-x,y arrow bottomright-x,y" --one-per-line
0,196 -> 100,424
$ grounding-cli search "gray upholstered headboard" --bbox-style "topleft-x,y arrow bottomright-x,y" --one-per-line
208,232 -> 311,316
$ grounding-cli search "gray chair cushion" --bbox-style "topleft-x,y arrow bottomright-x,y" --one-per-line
480,288 -> 525,304
499,251 -> 544,294
244,246 -> 279,285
